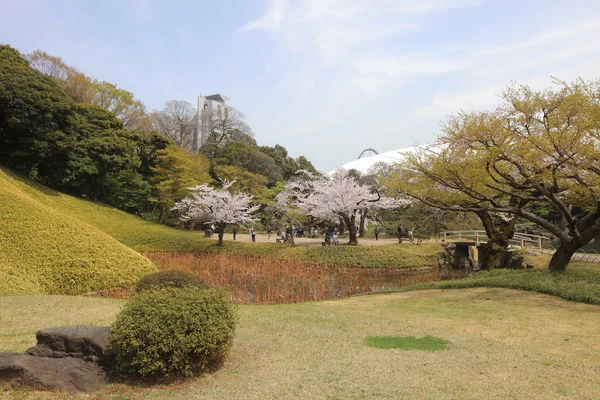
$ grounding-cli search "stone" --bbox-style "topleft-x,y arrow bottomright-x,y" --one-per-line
25,325 -> 115,370
500,251 -> 526,269
0,353 -> 106,395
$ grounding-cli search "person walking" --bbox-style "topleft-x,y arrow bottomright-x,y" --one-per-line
267,226 -> 272,239
397,224 -> 404,243
251,226 -> 256,242
375,226 -> 380,241
233,224 -> 238,240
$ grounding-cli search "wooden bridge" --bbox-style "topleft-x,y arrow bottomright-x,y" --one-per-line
441,230 -> 600,263
441,230 -> 548,250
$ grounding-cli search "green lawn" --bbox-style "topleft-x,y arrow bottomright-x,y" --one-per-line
400,260 -> 600,305
2,289 -> 599,399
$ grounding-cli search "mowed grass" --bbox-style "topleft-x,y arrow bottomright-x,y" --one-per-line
2,288 -> 600,399
405,259 -> 600,305
0,168 -> 156,295
365,335 -> 450,351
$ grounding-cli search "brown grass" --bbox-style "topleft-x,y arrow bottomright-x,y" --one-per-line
2,289 -> 600,399
142,252 -> 448,304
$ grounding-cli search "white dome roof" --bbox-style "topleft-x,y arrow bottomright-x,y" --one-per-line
328,146 -> 418,176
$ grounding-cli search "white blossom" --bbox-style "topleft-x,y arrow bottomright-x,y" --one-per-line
276,169 -> 408,243
172,179 -> 260,239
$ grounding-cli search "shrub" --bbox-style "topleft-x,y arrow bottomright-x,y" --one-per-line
136,269 -> 208,292
109,287 -> 237,379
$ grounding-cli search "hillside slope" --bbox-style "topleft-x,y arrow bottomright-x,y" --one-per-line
0,167 -> 157,294
0,167 -> 438,283
0,166 -> 206,251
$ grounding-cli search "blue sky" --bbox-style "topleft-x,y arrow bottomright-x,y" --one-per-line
2,0 -> 600,172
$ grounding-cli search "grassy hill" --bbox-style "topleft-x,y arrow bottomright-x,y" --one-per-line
0,167 -> 157,294
0,167 -> 206,252
1,166 -> 439,295
1,167 -> 438,269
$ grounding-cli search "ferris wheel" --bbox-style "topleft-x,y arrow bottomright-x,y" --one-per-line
357,148 -> 379,159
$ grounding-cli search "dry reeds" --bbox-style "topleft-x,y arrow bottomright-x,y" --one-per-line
142,252 -> 444,304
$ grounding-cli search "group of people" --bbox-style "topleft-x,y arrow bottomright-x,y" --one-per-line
229,224 -> 415,244
231,224 -> 257,242
397,224 -> 415,243
323,229 -> 339,244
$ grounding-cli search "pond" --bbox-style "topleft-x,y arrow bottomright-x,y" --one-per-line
143,252 -> 467,304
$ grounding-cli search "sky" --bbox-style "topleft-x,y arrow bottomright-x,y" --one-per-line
2,0 -> 600,173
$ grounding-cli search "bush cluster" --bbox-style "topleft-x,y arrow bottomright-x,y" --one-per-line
109,287 -> 237,379
136,270 -> 207,292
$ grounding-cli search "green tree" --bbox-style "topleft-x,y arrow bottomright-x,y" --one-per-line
0,45 -> 77,186
151,145 -> 211,222
27,49 -> 149,130
218,142 -> 283,186
385,142 -> 528,270
212,165 -> 268,196
260,144 -> 319,180
389,78 -> 600,270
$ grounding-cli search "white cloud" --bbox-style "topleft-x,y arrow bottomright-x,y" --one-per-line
240,0 -> 285,32
388,0 -> 489,15
414,84 -> 506,118
414,17 -> 600,120
240,0 -> 600,171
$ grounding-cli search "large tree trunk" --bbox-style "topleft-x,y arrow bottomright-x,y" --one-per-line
549,246 -> 576,271
338,217 -> 345,236
475,210 -> 516,271
217,222 -> 226,246
359,210 -> 367,238
550,240 -> 580,271
345,214 -> 358,245
478,236 -> 509,270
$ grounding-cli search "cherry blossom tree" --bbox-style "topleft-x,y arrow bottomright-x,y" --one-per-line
172,180 -> 260,245
277,170 -> 406,245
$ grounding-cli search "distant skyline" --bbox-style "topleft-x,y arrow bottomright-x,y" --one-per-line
2,0 -> 600,172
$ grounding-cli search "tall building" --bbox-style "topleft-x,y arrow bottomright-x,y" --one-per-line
191,93 -> 229,153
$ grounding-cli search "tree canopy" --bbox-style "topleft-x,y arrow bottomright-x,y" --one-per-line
387,78 -> 600,270
277,170 -> 405,245
172,180 -> 260,245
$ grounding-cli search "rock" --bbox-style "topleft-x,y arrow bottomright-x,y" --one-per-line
500,252 -> 526,269
25,325 -> 115,370
0,353 -> 106,394
527,250 -> 542,257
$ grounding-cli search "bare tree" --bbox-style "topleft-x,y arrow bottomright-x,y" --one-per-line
152,100 -> 196,148
205,106 -> 253,145
26,50 -> 73,84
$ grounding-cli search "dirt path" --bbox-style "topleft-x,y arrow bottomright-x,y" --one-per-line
207,233 -> 401,246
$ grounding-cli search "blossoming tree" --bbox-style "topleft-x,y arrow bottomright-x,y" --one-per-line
277,170 -> 406,245
172,180 -> 260,245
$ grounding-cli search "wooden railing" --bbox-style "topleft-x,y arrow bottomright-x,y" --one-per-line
441,230 -> 549,250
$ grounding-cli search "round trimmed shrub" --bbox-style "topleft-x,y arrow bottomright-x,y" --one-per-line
136,269 -> 207,292
109,287 -> 237,379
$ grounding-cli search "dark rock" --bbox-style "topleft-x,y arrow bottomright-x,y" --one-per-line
25,325 -> 115,370
499,251 -> 526,269
0,353 -> 106,394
